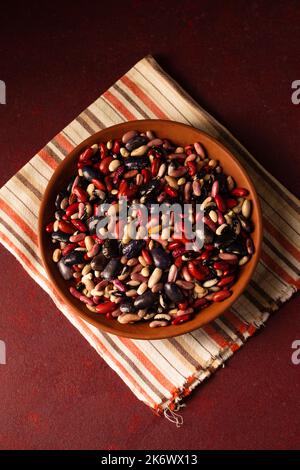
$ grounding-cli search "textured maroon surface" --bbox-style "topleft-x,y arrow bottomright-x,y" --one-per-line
0,0 -> 300,450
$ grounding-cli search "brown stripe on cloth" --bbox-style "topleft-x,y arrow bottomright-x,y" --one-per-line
132,66 -> 192,125
263,237 -> 300,276
44,145 -> 63,163
167,337 -> 204,369
76,116 -> 95,136
83,109 -> 105,130
0,217 -> 42,264
4,185 -> 38,220
28,161 -> 48,183
16,173 -> 42,200
113,83 -> 150,119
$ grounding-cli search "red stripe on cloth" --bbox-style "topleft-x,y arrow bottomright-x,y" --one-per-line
202,324 -> 232,350
224,311 -> 248,335
54,133 -> 74,153
120,338 -> 174,393
120,76 -> 169,119
103,90 -> 136,120
263,217 -> 300,262
261,250 -> 300,288
0,197 -> 38,244
38,149 -> 59,170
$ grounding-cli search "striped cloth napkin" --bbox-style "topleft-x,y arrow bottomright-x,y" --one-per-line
1,55 -> 299,422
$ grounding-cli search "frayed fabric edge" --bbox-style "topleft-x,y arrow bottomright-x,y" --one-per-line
155,284 -> 298,426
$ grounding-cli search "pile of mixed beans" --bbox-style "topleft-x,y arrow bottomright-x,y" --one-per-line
46,129 -> 255,328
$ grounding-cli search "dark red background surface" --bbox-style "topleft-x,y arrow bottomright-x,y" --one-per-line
0,0 -> 300,450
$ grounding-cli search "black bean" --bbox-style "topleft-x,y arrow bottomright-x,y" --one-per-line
204,226 -> 215,245
102,239 -> 120,258
82,165 -> 101,182
151,247 -> 171,269
66,177 -> 76,193
120,300 -> 136,313
63,250 -> 86,266
91,253 -> 108,271
54,210 -> 64,221
164,283 -> 184,303
124,156 -> 149,170
238,215 -> 253,233
224,241 -> 248,256
125,135 -> 148,152
57,259 -> 73,280
51,231 -> 70,243
214,227 -> 236,248
134,291 -> 157,310
101,259 -> 122,280
122,240 -> 145,259
55,191 -> 68,210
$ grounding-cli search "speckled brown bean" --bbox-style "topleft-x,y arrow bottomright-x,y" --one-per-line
118,313 -> 141,324
52,248 -> 61,262
149,320 -> 168,328
122,130 -> 138,144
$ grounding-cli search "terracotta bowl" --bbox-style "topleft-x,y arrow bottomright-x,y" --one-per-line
38,120 -> 262,340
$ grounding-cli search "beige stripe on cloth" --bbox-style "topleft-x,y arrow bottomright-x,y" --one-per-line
0,55 -> 299,418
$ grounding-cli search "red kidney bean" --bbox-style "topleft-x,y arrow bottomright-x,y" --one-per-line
58,220 -> 76,234
168,241 -> 183,251
218,275 -> 235,287
79,147 -> 94,163
69,233 -> 86,243
113,140 -> 121,154
66,202 -> 80,218
99,156 -> 113,175
46,222 -> 54,233
178,302 -> 188,310
187,262 -> 210,281
124,169 -> 138,179
71,219 -> 87,232
217,210 -> 225,225
141,248 -> 153,265
212,290 -> 232,302
91,178 -> 106,191
214,194 -> 226,212
151,158 -> 159,176
172,314 -> 192,325
73,186 -> 88,202
104,175 -> 113,192
186,161 -> 197,176
99,142 -> 107,159
199,250 -> 211,261
203,216 -> 217,232
226,198 -> 238,209
96,301 -> 117,314
231,187 -> 249,197
213,260 -> 229,270
62,243 -> 77,256
165,186 -> 178,198
211,180 -> 219,197
193,298 -> 209,308
141,168 -> 151,184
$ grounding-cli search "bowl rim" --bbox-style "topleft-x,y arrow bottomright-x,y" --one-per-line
38,119 -> 262,340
